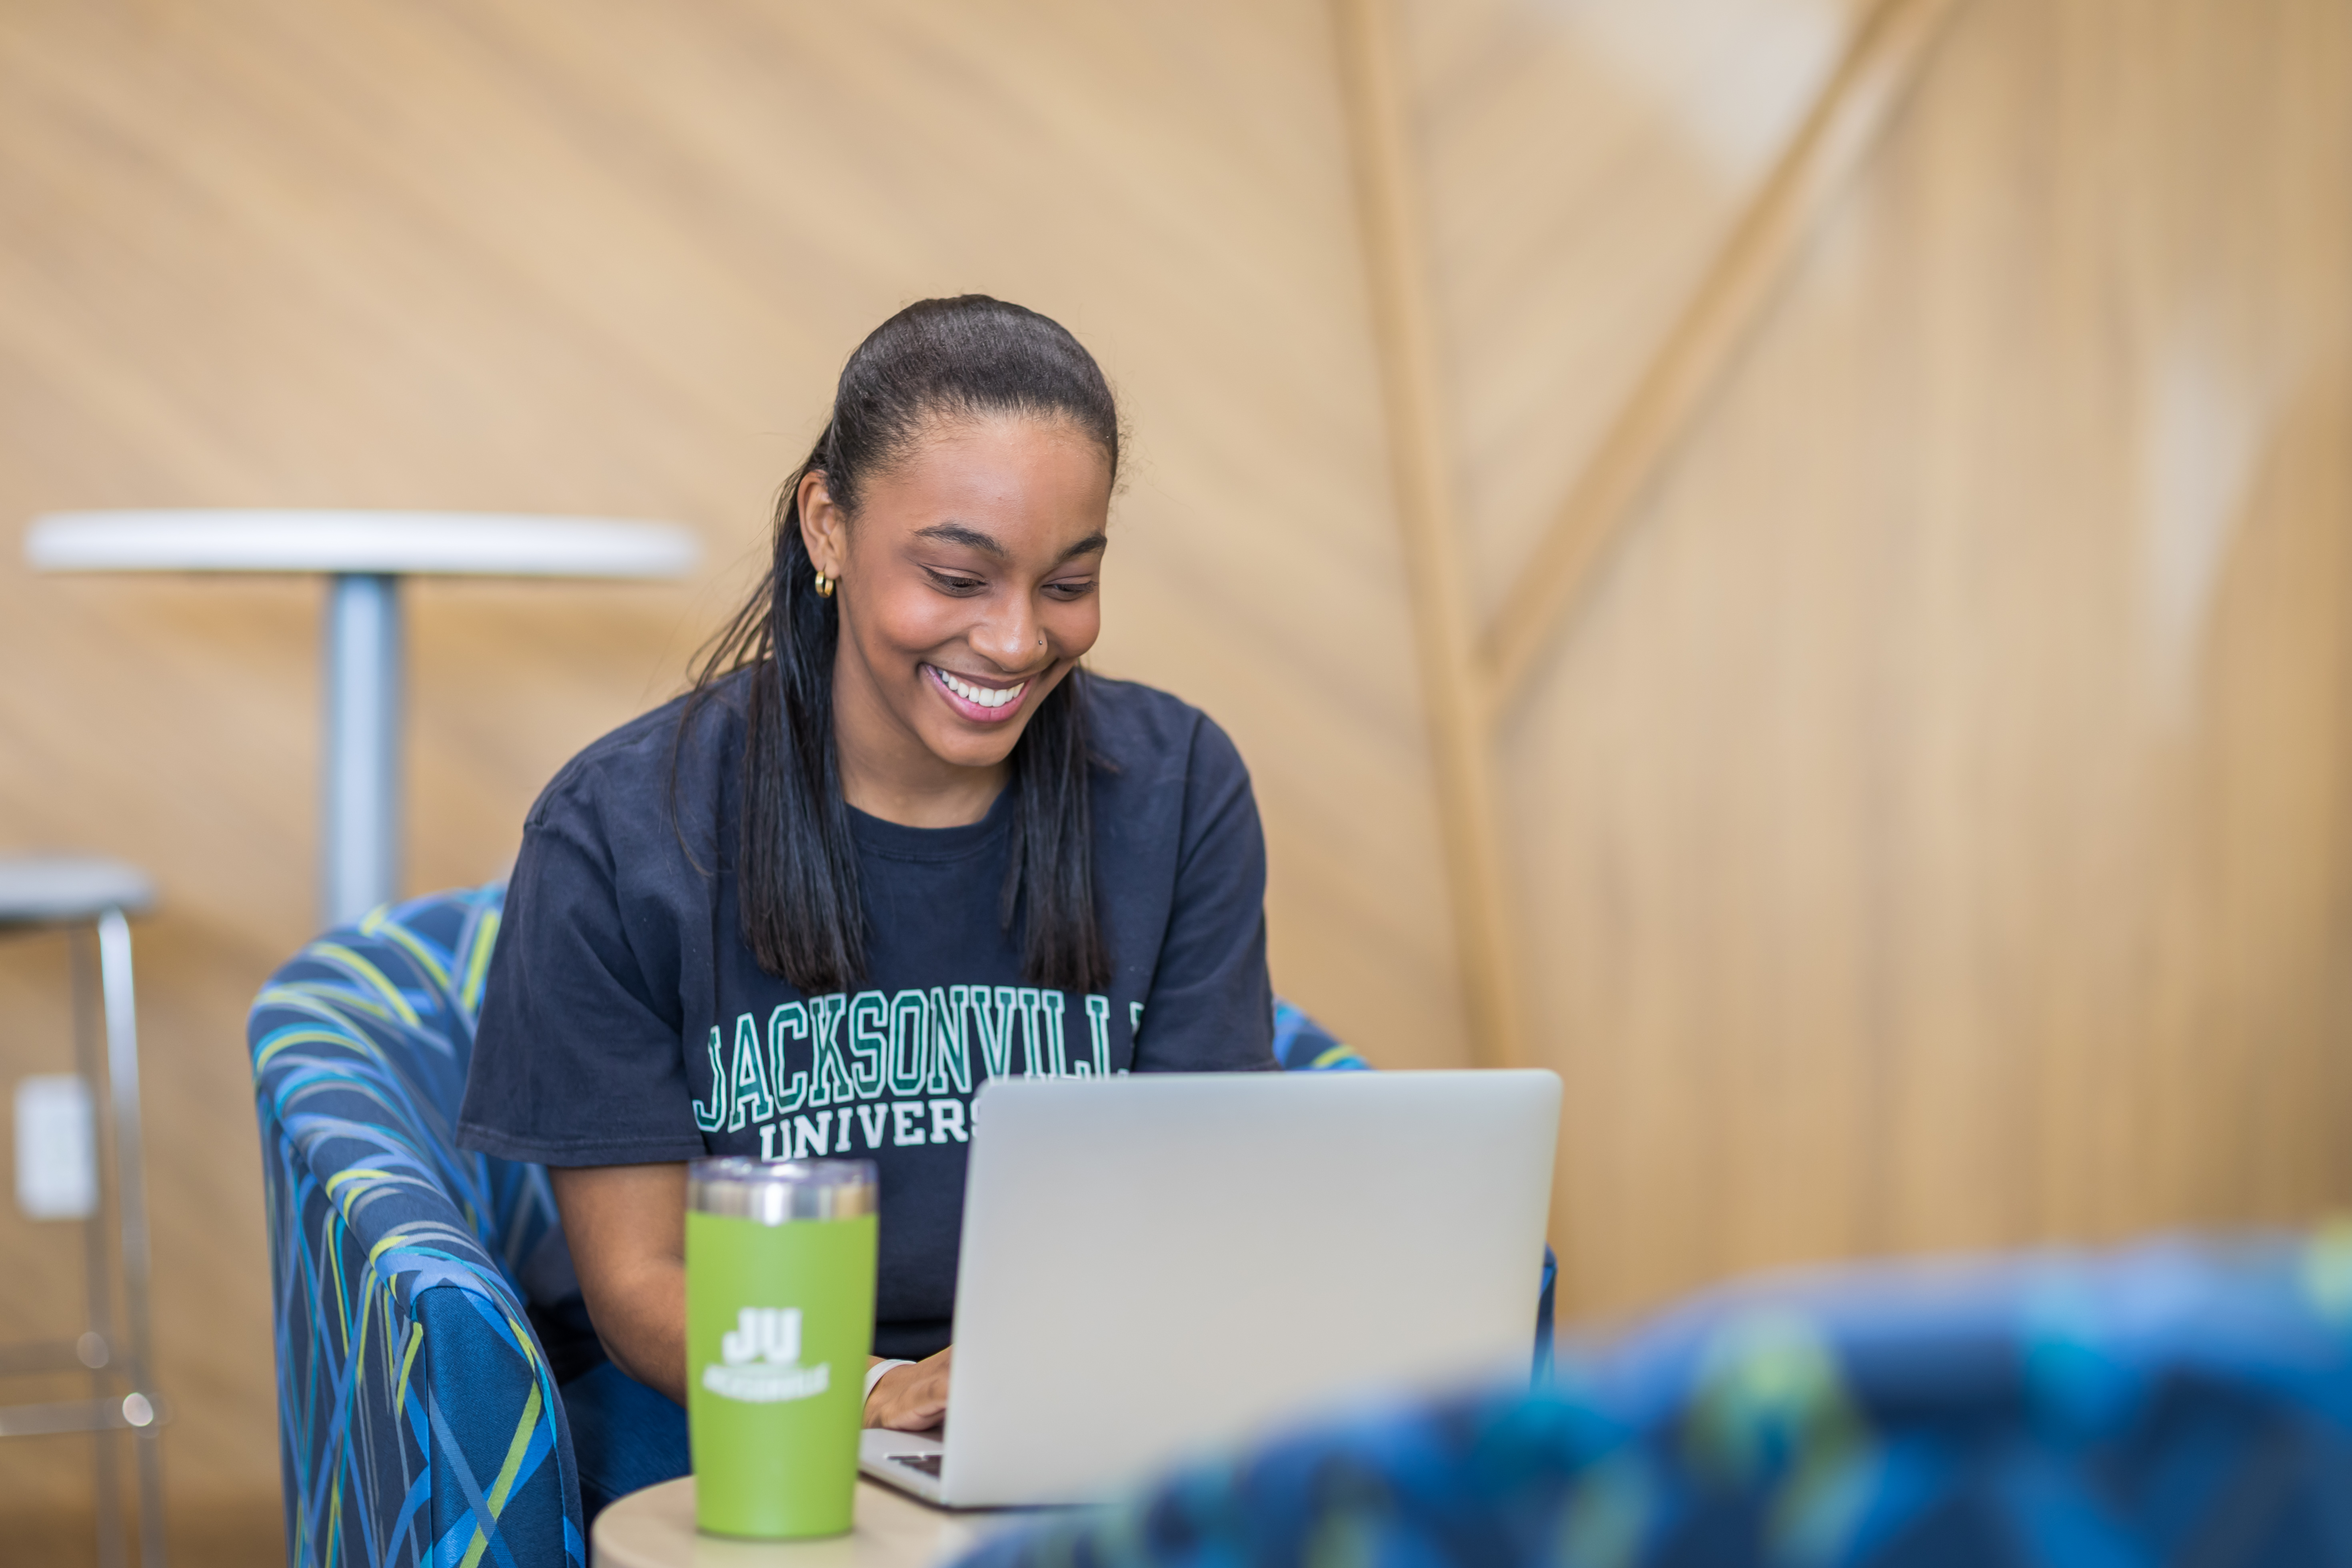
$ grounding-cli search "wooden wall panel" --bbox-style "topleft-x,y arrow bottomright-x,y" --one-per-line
1405,0 -> 1876,626
0,2 -> 1453,1556
1465,0 -> 2352,1318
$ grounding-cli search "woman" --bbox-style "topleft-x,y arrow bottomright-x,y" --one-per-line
456,296 -> 1275,1516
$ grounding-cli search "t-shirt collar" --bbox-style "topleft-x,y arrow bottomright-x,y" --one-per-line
846,783 -> 1015,863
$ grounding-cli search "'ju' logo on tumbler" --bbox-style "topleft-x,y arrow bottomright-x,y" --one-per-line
702,1306 -> 832,1404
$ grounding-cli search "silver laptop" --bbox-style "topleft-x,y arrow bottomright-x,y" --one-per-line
859,1069 -> 1561,1508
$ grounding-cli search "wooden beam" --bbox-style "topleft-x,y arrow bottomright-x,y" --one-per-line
1478,0 -> 1972,715
1333,0 -> 1529,1069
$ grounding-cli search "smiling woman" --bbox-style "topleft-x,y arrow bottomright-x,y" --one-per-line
450,297 -> 1278,1521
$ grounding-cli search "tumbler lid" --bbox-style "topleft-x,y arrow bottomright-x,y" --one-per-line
687,1157 -> 877,1223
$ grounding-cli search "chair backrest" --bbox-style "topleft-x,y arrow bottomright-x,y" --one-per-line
1272,999 -> 1372,1071
250,883 -> 582,1568
252,883 -> 571,1299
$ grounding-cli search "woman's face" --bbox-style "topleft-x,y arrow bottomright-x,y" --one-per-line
801,415 -> 1112,783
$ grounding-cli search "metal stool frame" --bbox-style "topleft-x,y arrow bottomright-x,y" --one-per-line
1,875 -> 167,1568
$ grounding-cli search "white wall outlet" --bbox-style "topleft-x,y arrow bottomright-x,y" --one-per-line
15,1074 -> 98,1222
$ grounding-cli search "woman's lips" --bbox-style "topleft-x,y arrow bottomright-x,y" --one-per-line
925,663 -> 1029,723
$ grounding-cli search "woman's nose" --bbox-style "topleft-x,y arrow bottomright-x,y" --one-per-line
971,593 -> 1043,669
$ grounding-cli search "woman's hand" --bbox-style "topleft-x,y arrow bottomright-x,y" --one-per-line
865,1346 -> 952,1431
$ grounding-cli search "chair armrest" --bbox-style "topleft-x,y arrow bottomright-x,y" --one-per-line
254,933 -> 582,1568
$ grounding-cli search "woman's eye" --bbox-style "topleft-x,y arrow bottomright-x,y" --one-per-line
926,570 -> 986,594
1045,579 -> 1096,600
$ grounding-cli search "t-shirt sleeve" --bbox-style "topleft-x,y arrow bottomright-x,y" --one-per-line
457,784 -> 709,1166
1132,716 -> 1277,1072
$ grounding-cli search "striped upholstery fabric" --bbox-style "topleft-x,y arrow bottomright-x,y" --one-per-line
250,885 -> 583,1568
1272,1000 -> 1372,1071
951,1227 -> 2352,1568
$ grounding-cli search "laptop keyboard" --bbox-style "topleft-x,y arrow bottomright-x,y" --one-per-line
889,1453 -> 943,1477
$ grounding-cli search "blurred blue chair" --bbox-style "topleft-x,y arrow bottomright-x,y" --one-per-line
248,883 -> 1442,1566
953,1226 -> 2352,1568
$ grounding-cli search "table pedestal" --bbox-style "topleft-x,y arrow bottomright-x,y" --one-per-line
323,573 -> 402,927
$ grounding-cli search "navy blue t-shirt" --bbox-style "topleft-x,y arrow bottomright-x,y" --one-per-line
456,671 -> 1275,1360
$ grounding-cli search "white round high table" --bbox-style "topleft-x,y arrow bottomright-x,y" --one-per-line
25,510 -> 700,927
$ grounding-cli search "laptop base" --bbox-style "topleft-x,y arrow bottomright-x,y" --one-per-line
859,1428 -> 950,1506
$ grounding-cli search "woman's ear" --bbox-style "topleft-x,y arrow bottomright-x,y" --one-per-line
798,469 -> 846,580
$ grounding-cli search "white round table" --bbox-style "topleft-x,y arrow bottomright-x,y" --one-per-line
592,1477 -> 1031,1568
25,510 -> 700,927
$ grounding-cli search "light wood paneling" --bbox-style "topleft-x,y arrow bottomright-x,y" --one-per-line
1335,0 -> 1529,1069
1339,0 -> 1963,1078
1405,0 -> 1880,628
1469,0 -> 2352,1315
1479,0 -> 1969,710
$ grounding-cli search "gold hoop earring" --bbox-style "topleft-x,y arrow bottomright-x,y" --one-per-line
813,571 -> 835,598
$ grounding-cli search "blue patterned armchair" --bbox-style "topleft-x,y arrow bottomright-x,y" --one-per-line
250,886 -> 585,1568
249,884 -> 1471,1566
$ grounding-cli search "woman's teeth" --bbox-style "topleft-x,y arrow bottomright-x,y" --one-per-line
937,669 -> 1025,709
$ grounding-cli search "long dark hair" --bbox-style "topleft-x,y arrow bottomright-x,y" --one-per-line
683,296 -> 1119,995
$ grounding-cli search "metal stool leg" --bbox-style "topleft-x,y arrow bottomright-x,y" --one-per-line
71,930 -> 127,1568
96,910 -> 166,1568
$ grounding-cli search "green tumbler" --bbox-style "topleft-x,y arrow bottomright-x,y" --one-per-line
685,1157 -> 878,1539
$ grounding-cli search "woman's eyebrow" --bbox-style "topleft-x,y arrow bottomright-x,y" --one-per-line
913,521 -> 1007,557
912,522 -> 1108,564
